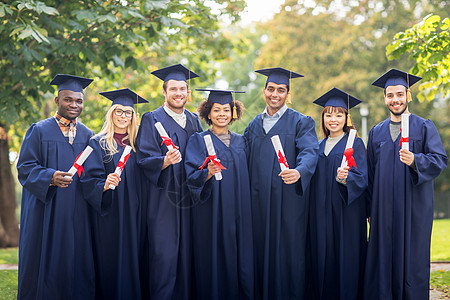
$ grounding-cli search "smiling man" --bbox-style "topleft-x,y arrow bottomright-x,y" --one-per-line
363,69 -> 448,300
17,74 -> 95,299
135,64 -> 202,300
244,67 -> 319,299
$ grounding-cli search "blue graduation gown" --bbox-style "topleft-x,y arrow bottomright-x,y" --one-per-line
363,114 -> 447,300
80,136 -> 144,300
17,117 -> 94,300
184,130 -> 254,300
244,108 -> 319,299
307,135 -> 368,300
135,106 -> 203,300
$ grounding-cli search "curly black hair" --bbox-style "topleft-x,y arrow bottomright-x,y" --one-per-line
197,100 -> 245,126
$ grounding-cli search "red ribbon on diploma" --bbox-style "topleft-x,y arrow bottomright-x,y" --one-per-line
399,129 -> 409,147
277,150 -> 289,169
73,152 -> 84,176
161,136 -> 179,149
344,148 -> 357,170
117,153 -> 131,172
198,155 -> 227,171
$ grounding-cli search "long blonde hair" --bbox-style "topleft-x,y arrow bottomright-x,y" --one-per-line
95,104 -> 138,159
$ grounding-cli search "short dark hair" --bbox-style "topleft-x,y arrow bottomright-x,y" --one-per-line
197,100 -> 245,126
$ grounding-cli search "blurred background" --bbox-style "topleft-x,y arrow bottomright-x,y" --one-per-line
0,0 -> 449,248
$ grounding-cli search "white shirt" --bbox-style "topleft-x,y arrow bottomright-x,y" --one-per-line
163,105 -> 186,128
262,104 -> 288,133
324,132 -> 345,156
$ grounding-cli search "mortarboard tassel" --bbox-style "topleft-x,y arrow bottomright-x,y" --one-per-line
286,91 -> 292,104
233,101 -> 238,119
187,90 -> 192,102
136,94 -> 140,125
406,88 -> 412,102
347,113 -> 353,127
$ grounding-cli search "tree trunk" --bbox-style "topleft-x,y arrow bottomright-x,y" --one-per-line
0,124 -> 20,247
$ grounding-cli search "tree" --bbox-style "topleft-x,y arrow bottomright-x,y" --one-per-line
0,0 -> 245,247
386,14 -> 450,102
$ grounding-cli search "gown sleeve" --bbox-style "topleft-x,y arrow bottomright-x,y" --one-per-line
410,119 -> 448,185
135,112 -> 166,186
294,115 -> 319,195
17,124 -> 57,203
79,138 -> 113,216
184,133 -> 213,204
337,137 -> 368,206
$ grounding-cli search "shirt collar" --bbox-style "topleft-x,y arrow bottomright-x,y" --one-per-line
262,104 -> 288,119
54,112 -> 77,126
163,105 -> 185,119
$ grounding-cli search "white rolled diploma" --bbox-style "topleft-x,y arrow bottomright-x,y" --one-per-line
155,122 -> 175,151
271,135 -> 288,171
401,113 -> 409,151
340,129 -> 357,169
203,134 -> 222,181
109,145 -> 133,190
65,145 -> 94,178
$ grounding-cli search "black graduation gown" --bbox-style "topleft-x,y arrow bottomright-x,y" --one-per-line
135,106 -> 203,300
244,108 -> 319,300
363,114 -> 447,300
184,130 -> 254,300
80,135 -> 144,299
308,135 -> 368,300
17,117 -> 95,300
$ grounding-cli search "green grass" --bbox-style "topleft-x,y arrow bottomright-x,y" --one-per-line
430,270 -> 450,298
0,247 -> 18,265
431,219 -> 450,261
0,219 -> 448,299
0,270 -> 18,300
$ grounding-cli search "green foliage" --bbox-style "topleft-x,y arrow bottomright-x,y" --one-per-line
431,219 -> 450,261
0,247 -> 18,265
387,14 -> 450,102
0,0 -> 245,150
0,270 -> 18,300
430,270 -> 450,298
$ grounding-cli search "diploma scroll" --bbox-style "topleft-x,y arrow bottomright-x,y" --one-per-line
155,122 -> 176,151
109,145 -> 132,190
400,113 -> 409,151
271,135 -> 289,171
340,129 -> 357,169
203,135 -> 222,181
65,145 -> 94,178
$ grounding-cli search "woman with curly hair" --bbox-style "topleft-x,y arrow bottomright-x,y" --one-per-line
81,88 -> 148,300
307,88 -> 368,300
184,89 -> 254,300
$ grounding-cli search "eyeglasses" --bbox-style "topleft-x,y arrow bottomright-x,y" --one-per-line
114,108 -> 133,118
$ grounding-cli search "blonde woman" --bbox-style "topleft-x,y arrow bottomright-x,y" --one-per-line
81,88 -> 147,300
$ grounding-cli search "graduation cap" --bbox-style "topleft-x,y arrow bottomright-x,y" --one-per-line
50,74 -> 93,93
313,87 -> 362,127
255,67 -> 303,104
151,64 -> 199,102
99,88 -> 148,107
371,68 -> 422,102
196,88 -> 245,119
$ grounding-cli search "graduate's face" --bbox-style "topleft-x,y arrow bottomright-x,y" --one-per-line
263,82 -> 288,115
163,80 -> 188,113
323,108 -> 346,137
112,104 -> 133,134
55,90 -> 84,120
208,103 -> 232,130
384,85 -> 408,117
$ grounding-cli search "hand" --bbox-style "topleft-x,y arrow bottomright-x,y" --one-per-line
337,166 -> 349,180
162,148 -> 182,169
51,171 -> 73,188
104,173 -> 121,191
399,149 -> 414,166
279,169 -> 301,185
205,160 -> 222,181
